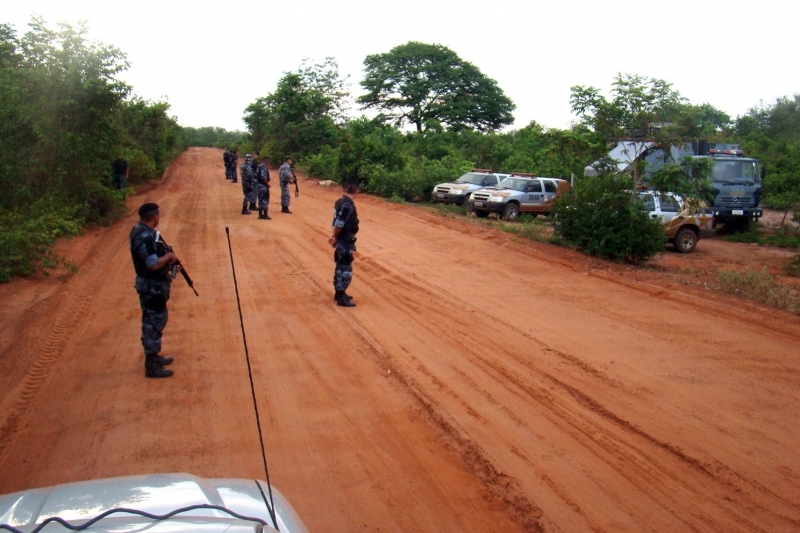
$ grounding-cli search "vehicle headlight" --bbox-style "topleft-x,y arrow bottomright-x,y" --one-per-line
490,196 -> 504,202
453,189 -> 463,195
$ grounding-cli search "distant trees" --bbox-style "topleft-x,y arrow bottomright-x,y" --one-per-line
358,41 -> 515,133
736,95 -> 800,214
244,58 -> 349,159
184,127 -> 246,148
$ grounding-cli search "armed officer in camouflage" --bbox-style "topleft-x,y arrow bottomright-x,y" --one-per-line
129,202 -> 179,378
328,181 -> 360,307
229,149 -> 238,183
279,156 -> 295,214
240,154 -> 257,215
253,152 -> 272,220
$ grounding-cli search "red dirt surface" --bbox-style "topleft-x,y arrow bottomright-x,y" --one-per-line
1,148 -> 798,532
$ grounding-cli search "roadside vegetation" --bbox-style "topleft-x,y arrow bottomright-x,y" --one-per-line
0,18 -> 188,281
718,267 -> 800,315
3,18 -> 800,288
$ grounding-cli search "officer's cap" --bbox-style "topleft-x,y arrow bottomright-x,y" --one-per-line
138,202 -> 159,218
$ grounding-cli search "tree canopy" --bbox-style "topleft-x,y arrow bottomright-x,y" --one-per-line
0,17 -> 187,281
358,41 -> 515,134
244,58 -> 347,159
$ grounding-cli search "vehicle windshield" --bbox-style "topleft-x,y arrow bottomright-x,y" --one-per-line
711,159 -> 760,184
496,178 -> 529,191
456,173 -> 489,185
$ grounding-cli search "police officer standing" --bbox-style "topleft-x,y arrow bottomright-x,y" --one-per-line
253,152 -> 272,220
329,181 -> 359,307
223,148 -> 232,180
230,149 -> 239,183
279,156 -> 296,214
240,154 -> 257,214
129,202 -> 179,378
112,155 -> 128,190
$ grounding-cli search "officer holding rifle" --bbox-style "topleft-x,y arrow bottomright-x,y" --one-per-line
129,202 -> 180,378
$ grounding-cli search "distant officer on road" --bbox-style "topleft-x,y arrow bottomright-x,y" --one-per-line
279,156 -> 296,214
223,148 -> 232,180
253,152 -> 272,220
129,202 -> 179,378
329,181 -> 360,307
112,155 -> 128,190
240,154 -> 257,215
230,149 -> 239,183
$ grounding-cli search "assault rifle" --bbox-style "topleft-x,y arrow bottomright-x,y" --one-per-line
292,168 -> 299,197
155,231 -> 199,296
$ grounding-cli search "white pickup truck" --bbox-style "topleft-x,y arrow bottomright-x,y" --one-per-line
467,175 -> 571,220
431,169 -> 510,206
638,191 -> 715,253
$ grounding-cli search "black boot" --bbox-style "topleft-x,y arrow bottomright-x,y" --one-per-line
241,206 -> 251,215
249,202 -> 257,210
257,209 -> 265,219
335,291 -> 356,307
332,291 -> 354,303
155,355 -> 174,366
145,353 -> 174,378
281,206 -> 292,214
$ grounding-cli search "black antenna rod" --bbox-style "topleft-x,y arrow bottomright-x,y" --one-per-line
225,227 -> 279,531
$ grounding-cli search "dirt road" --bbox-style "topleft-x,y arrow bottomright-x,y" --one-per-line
1,148 -> 798,532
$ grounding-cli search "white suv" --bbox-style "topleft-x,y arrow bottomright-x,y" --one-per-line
431,169 -> 510,206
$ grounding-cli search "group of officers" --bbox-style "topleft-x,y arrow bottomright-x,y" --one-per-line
224,148 -> 296,218
129,151 -> 360,378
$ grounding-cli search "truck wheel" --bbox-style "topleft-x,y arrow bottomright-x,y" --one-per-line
502,203 -> 519,221
674,227 -> 697,253
474,210 -> 488,218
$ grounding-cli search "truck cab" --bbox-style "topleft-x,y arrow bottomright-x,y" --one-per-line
695,145 -> 762,224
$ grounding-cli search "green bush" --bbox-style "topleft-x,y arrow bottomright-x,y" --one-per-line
304,145 -> 339,180
551,174 -> 666,264
126,149 -> 159,183
0,203 -> 83,282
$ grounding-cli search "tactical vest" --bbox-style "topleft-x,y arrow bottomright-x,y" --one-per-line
336,196 -> 359,240
129,224 -> 165,279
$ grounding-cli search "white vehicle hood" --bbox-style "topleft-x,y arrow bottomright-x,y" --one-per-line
0,473 -> 308,533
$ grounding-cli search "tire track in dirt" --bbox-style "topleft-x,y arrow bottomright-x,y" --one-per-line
0,230 -> 120,461
352,251 -> 799,532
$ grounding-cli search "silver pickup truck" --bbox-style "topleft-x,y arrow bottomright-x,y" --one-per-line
431,169 -> 510,206
467,175 -> 571,220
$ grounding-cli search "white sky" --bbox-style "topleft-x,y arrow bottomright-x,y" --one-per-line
5,0 -> 800,133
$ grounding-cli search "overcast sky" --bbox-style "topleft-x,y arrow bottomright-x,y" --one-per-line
5,0 -> 800,133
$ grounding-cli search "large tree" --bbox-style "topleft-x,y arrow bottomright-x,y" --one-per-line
358,41 -> 515,134
244,58 -> 347,158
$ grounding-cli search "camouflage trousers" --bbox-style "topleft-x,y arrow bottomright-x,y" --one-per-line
135,277 -> 170,356
333,241 -> 355,291
242,186 -> 257,208
280,182 -> 291,208
256,184 -> 270,210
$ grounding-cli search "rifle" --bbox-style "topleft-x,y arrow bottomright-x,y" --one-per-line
292,168 -> 300,197
155,231 -> 199,296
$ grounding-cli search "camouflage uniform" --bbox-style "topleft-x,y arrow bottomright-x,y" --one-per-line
240,161 -> 257,210
229,151 -> 238,182
279,162 -> 293,210
223,150 -> 232,179
129,222 -> 173,365
332,194 -> 359,293
255,162 -> 271,218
